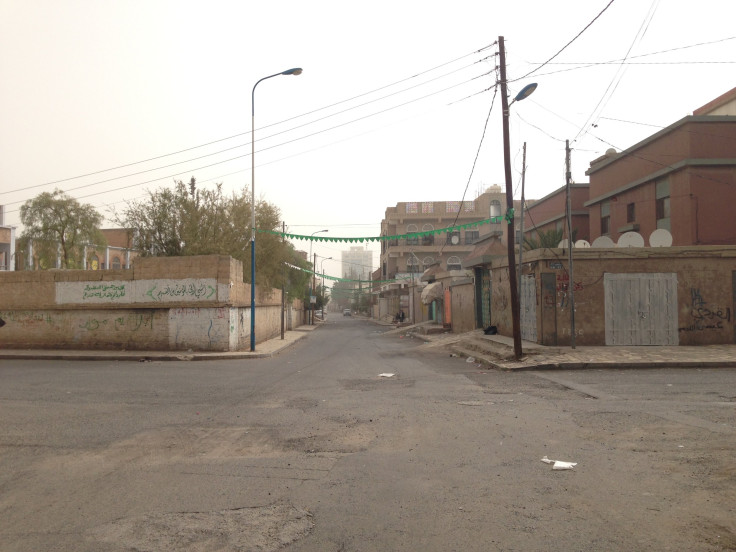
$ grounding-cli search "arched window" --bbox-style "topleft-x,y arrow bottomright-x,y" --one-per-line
422,256 -> 434,269
422,224 -> 434,246
406,224 -> 419,246
447,256 -> 462,271
90,254 -> 99,270
111,256 -> 121,270
490,200 -> 502,220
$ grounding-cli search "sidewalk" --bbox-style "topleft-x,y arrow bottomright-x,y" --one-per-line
406,326 -> 736,371
3,320 -> 736,370
0,324 -> 320,362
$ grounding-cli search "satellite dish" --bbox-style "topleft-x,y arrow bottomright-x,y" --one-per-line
575,240 -> 591,248
591,236 -> 615,248
558,239 -> 569,248
617,231 -> 645,248
649,228 -> 673,247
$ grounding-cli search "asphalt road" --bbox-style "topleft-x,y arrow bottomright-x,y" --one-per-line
0,315 -> 734,551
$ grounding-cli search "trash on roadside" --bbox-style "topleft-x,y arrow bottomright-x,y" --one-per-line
378,373 -> 395,378
466,357 -> 475,363
541,456 -> 578,470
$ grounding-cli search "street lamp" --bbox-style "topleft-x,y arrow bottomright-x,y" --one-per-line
320,256 -> 333,315
499,36 -> 536,360
250,67 -> 302,352
309,230 -> 328,325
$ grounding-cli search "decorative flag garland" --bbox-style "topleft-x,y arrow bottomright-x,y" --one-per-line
259,216 -> 505,243
284,262 -> 412,284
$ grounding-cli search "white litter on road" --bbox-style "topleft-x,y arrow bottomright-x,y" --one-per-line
541,456 -> 578,470
378,373 -> 395,378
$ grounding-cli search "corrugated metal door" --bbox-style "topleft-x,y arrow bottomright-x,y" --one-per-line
604,273 -> 678,345
520,275 -> 538,342
444,288 -> 452,327
481,269 -> 492,328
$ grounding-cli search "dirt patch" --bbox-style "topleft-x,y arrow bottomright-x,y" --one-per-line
88,502 -> 313,552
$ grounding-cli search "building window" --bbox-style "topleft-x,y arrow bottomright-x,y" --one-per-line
422,224 -> 434,246
656,179 -> 671,231
446,230 -> 461,245
446,201 -> 460,213
490,200 -> 502,221
464,201 -> 475,212
600,200 -> 611,235
627,203 -> 636,223
515,230 -> 522,244
405,224 -> 419,246
422,202 -> 434,214
407,256 -> 420,273
465,230 -> 479,244
406,202 -> 418,214
422,256 -> 434,269
112,256 -> 121,270
447,256 -> 462,271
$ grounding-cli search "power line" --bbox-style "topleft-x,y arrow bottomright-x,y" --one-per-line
512,0 -> 617,82
1,45 -> 493,198
573,0 -> 660,144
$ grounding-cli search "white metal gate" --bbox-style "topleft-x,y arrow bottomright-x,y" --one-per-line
520,275 -> 537,342
604,273 -> 678,346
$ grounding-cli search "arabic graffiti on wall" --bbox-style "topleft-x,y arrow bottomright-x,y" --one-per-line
56,279 -> 221,305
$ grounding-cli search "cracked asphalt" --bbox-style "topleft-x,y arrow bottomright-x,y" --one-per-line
1,315 -> 734,551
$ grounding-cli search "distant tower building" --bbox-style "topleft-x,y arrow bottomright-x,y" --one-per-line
341,246 -> 373,281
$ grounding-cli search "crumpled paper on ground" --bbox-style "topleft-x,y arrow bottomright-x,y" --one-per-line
541,456 -> 578,470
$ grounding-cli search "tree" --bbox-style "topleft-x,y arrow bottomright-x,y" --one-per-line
19,189 -> 105,269
524,228 -> 577,251
113,178 -> 307,291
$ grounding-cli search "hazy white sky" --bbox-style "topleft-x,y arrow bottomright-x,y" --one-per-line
1,0 -> 734,278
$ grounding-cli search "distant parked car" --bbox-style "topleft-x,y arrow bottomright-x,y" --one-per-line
343,309 -> 351,316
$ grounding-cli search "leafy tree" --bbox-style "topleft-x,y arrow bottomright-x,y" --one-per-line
524,228 -> 577,251
19,189 -> 105,269
113,178 -> 307,291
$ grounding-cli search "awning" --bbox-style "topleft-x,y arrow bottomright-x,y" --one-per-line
420,281 -> 443,305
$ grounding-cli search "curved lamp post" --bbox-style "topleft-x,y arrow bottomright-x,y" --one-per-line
319,256 -> 333,314
309,230 -> 328,325
250,67 -> 302,351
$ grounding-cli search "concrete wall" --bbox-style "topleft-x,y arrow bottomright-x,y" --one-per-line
489,246 -> 736,346
0,255 -> 303,351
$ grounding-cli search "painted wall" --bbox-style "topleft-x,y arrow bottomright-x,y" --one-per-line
0,255 -> 303,351
489,246 -> 736,346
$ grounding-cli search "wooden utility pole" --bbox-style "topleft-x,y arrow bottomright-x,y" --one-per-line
518,142 -> 527,294
281,221 -> 286,340
566,140 -> 576,349
499,36 -> 523,360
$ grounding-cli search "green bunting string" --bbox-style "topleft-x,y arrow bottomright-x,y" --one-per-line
259,217 -> 504,242
284,262 -> 411,284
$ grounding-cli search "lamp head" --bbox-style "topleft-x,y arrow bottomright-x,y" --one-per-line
282,67 -> 303,76
513,83 -> 537,103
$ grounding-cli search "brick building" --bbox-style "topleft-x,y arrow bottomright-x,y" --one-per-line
376,186 -> 522,320
585,88 -> 736,246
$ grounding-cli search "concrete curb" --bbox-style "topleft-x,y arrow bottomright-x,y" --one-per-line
0,330 -> 309,362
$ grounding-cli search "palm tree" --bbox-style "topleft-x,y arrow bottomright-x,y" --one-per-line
523,228 -> 577,251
